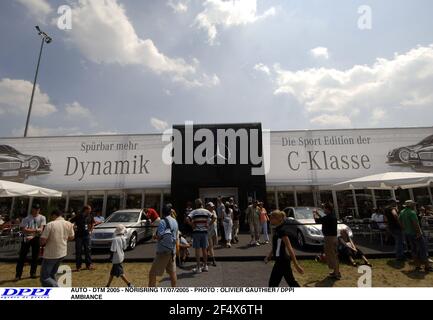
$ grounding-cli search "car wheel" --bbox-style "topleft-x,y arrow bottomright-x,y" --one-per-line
398,149 -> 411,164
128,233 -> 137,250
29,157 -> 41,172
297,230 -> 305,248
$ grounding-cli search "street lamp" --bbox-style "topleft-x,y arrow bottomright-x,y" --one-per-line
24,26 -> 53,137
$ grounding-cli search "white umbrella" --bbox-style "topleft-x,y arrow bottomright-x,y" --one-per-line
333,172 -> 433,190
0,179 -> 62,198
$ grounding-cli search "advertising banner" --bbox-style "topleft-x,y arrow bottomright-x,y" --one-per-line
267,127 -> 433,186
0,135 -> 171,190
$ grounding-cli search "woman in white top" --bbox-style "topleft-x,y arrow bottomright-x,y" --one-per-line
223,202 -> 233,248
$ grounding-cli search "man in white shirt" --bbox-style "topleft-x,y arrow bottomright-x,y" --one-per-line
40,210 -> 75,287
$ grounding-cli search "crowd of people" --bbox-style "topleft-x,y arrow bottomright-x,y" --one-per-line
3,196 -> 432,288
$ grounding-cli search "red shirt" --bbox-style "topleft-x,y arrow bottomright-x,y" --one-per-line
146,208 -> 160,222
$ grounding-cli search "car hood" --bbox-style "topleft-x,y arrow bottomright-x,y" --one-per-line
297,219 -> 350,231
94,222 -> 138,231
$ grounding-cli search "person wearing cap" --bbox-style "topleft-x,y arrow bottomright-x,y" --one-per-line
39,210 -> 74,287
399,200 -> 433,272
15,203 -> 47,281
106,224 -> 133,287
206,202 -> 218,266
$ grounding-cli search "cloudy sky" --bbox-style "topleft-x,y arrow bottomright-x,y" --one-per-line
0,0 -> 432,137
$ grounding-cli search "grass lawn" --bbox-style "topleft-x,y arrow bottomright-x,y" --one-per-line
0,259 -> 432,287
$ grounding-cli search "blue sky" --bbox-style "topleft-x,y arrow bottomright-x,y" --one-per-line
0,0 -> 432,137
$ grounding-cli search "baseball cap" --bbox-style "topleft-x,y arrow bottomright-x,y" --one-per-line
403,200 -> 417,207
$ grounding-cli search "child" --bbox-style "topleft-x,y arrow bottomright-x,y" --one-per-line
178,232 -> 191,267
265,210 -> 304,287
106,225 -> 133,288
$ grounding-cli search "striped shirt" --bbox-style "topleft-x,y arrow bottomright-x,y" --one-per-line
188,208 -> 213,233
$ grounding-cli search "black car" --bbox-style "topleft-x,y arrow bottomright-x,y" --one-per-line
387,135 -> 433,166
0,145 -> 51,180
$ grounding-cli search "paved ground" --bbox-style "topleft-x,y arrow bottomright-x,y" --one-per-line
0,233 -> 399,263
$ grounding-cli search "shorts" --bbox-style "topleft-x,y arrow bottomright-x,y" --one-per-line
192,232 -> 209,249
150,252 -> 176,277
110,264 -> 124,278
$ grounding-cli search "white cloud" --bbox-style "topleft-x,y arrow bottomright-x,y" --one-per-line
310,114 -> 351,128
194,0 -> 276,45
65,102 -> 92,118
310,47 -> 329,60
167,0 -> 189,13
371,108 -> 386,125
65,101 -> 98,127
150,117 -> 169,131
67,0 -> 218,87
267,45 -> 433,127
16,0 -> 53,23
0,78 -> 57,117
254,63 -> 271,75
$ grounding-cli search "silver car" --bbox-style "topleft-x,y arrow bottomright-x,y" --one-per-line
90,209 -> 155,250
282,207 -> 353,248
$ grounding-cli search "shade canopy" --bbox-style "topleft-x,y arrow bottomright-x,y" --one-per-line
0,180 -> 62,198
333,172 -> 433,190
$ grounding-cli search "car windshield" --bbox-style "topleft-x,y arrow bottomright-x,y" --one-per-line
420,136 -> 433,145
0,146 -> 19,154
105,212 -> 140,223
294,207 -> 324,220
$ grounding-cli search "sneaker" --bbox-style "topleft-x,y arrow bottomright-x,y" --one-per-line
264,241 -> 269,244
192,268 -> 202,274
249,240 -> 256,246
127,283 -> 134,288
14,276 -> 21,282
255,242 -> 261,246
202,265 -> 209,272
212,261 -> 217,267
86,265 -> 96,271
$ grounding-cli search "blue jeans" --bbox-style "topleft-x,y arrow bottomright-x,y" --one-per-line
75,236 -> 92,268
261,222 -> 269,242
390,229 -> 405,260
40,258 -> 63,287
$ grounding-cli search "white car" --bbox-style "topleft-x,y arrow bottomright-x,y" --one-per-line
282,207 -> 353,248
90,209 -> 156,250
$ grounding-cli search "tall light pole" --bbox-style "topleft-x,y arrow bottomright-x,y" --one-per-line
24,26 -> 53,137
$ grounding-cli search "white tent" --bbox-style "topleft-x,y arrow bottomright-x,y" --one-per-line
333,172 -> 433,190
0,180 -> 62,198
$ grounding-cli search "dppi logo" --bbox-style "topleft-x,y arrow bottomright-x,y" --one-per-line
1,288 -> 52,299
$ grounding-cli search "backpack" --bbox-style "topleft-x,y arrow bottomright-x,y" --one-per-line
159,218 -> 176,253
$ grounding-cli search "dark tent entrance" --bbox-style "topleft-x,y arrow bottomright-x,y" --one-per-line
170,123 -> 267,219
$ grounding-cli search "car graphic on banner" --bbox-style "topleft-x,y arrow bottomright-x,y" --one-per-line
387,135 -> 433,171
0,145 -> 52,182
